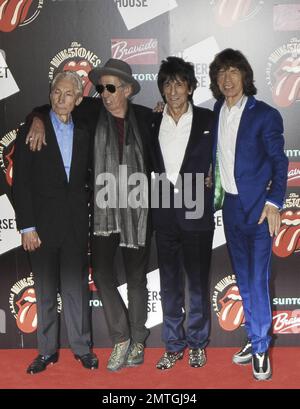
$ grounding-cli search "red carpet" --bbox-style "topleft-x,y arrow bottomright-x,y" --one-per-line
0,347 -> 299,389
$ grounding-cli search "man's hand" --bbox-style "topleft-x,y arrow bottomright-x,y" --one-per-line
258,203 -> 281,237
205,164 -> 213,188
22,231 -> 42,252
153,101 -> 165,112
25,117 -> 46,151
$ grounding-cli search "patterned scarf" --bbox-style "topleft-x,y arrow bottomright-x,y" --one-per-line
93,103 -> 148,248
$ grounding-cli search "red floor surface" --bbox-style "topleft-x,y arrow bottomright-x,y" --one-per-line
0,347 -> 299,390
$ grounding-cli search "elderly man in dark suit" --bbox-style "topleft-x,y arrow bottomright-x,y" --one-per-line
24,59 -> 152,372
13,71 -> 98,374
148,57 -> 215,370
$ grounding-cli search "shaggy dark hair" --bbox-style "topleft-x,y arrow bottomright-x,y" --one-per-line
209,48 -> 257,100
157,56 -> 198,102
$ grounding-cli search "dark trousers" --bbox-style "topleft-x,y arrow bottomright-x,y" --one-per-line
30,234 -> 91,356
156,227 -> 213,352
92,234 -> 150,345
223,193 -> 272,353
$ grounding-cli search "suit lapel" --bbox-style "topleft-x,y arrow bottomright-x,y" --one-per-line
179,105 -> 199,172
69,126 -> 84,183
234,96 -> 256,175
152,113 -> 166,173
45,116 -> 68,183
213,99 -> 223,162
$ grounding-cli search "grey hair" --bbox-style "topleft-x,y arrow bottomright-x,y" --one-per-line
119,79 -> 134,100
51,70 -> 83,97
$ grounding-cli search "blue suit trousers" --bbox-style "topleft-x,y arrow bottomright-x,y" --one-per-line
156,227 -> 213,352
223,193 -> 272,353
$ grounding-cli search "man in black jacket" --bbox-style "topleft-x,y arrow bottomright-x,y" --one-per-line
13,71 -> 98,374
25,59 -> 152,372
148,57 -> 214,370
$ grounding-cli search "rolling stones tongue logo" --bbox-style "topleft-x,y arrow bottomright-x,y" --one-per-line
63,60 -> 93,97
88,268 -> 98,292
272,57 -> 300,108
9,274 -> 62,334
0,0 -> 39,32
0,129 -> 17,187
218,285 -> 245,331
4,144 -> 14,186
214,0 -> 260,27
15,288 -> 37,333
273,210 -> 300,257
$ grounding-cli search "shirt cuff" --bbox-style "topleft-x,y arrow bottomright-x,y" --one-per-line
20,227 -> 36,234
266,201 -> 279,209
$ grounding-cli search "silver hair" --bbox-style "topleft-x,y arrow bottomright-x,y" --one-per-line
119,79 -> 134,100
51,70 -> 83,97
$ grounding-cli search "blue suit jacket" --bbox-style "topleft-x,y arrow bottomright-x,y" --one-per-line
212,96 -> 288,224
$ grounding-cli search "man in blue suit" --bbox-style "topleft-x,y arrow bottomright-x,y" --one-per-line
209,49 -> 288,381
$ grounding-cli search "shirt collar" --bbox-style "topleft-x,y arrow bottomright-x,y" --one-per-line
163,101 -> 193,119
50,109 -> 74,130
223,95 -> 247,113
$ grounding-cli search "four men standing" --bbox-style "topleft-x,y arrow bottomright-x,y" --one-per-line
14,49 -> 288,381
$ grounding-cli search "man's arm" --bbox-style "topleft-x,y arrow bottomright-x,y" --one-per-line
12,125 -> 41,250
262,108 -> 288,207
25,104 -> 50,151
258,108 -> 288,236
25,97 -> 101,151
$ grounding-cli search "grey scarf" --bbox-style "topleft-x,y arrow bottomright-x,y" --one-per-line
93,103 -> 148,249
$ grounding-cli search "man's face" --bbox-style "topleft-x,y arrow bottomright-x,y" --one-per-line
163,76 -> 191,111
217,66 -> 244,104
50,77 -> 82,118
98,75 -> 131,116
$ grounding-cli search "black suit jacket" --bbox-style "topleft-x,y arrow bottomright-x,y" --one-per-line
13,115 -> 92,248
30,97 -> 153,231
148,105 -> 215,231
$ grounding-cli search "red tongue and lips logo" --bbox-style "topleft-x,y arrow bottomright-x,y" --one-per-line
0,0 -> 33,33
273,210 -> 300,257
88,268 -> 98,292
15,288 -> 37,333
63,60 -> 93,97
218,285 -> 245,331
4,144 -> 14,186
272,57 -> 300,108
215,0 -> 252,27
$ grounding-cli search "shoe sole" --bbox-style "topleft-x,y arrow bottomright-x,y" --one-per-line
253,372 -> 272,381
27,359 -> 58,375
156,355 -> 183,370
189,361 -> 206,368
232,355 -> 252,365
76,359 -> 98,371
125,359 -> 144,367
75,357 -> 98,370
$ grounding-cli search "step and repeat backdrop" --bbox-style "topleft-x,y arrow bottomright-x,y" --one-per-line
0,0 -> 299,349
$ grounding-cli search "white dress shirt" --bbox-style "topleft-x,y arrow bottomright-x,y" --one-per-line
159,103 -> 193,185
217,95 -> 247,194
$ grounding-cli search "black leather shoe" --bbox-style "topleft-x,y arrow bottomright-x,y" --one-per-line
74,352 -> 99,369
27,352 -> 58,374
